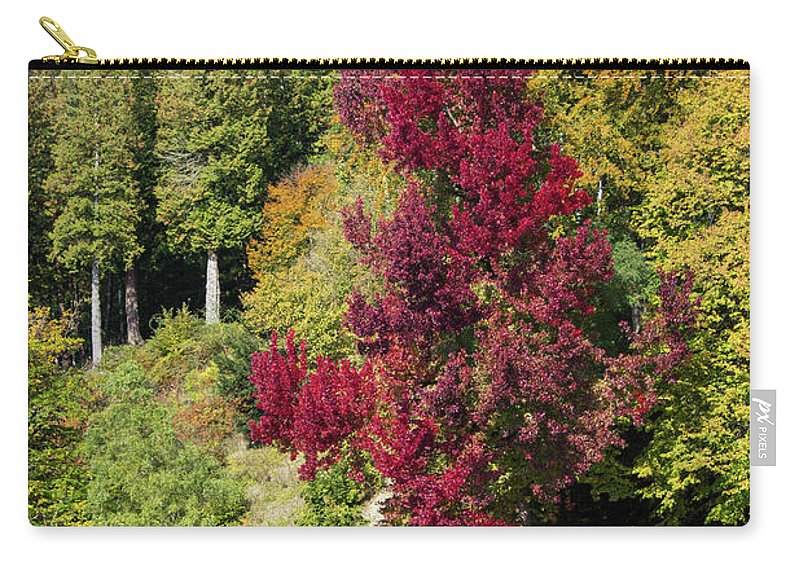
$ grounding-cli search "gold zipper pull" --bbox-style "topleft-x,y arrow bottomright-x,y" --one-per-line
39,16 -> 98,64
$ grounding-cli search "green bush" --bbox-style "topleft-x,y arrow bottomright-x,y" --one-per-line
200,321 -> 261,432
300,449 -> 381,526
85,361 -> 246,526
137,307 -> 261,432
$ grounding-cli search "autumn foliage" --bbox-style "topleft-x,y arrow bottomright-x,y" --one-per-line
28,62 -> 749,529
247,164 -> 340,277
250,331 -> 375,479
248,70 -> 697,525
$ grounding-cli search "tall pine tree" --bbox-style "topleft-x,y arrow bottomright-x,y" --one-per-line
29,73 -> 82,324
125,74 -> 159,345
46,72 -> 143,364
155,71 -> 332,323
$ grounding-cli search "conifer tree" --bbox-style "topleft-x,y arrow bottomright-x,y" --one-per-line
30,73 -> 83,326
124,75 -> 159,345
46,72 -> 143,364
155,71 -> 332,323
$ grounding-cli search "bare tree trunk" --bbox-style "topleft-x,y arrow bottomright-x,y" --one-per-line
91,115 -> 102,365
632,304 -> 642,334
205,250 -> 220,324
91,258 -> 102,365
125,265 -> 144,344
596,178 -> 604,216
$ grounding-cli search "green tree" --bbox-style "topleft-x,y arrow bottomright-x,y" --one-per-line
123,74 -> 160,345
155,72 -> 333,323
29,74 -> 65,313
29,73 -> 90,336
631,73 -> 750,524
45,72 -> 144,363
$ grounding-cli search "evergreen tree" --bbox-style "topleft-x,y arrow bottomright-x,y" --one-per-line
46,72 -> 143,364
29,74 -> 58,309
29,73 -> 82,325
123,75 -> 160,345
155,72 -> 333,323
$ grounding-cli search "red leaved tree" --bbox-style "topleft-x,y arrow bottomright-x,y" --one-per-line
249,70 -> 696,525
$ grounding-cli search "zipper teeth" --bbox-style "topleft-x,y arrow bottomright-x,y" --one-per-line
29,57 -> 749,70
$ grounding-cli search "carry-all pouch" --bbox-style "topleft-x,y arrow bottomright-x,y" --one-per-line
28,18 -> 750,526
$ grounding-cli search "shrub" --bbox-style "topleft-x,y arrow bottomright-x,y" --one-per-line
28,307 -> 91,526
85,361 -> 246,526
300,449 -> 381,526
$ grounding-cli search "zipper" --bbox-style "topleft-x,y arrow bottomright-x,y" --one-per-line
32,16 -> 749,71
38,17 -> 98,65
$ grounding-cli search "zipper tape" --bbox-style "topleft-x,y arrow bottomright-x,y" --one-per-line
29,57 -> 750,71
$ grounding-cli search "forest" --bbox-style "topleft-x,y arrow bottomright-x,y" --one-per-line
28,68 -> 749,526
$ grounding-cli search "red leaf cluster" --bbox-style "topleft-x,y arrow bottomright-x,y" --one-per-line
249,331 -> 375,479
251,70 -> 696,525
249,330 -> 306,450
343,186 -> 481,355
